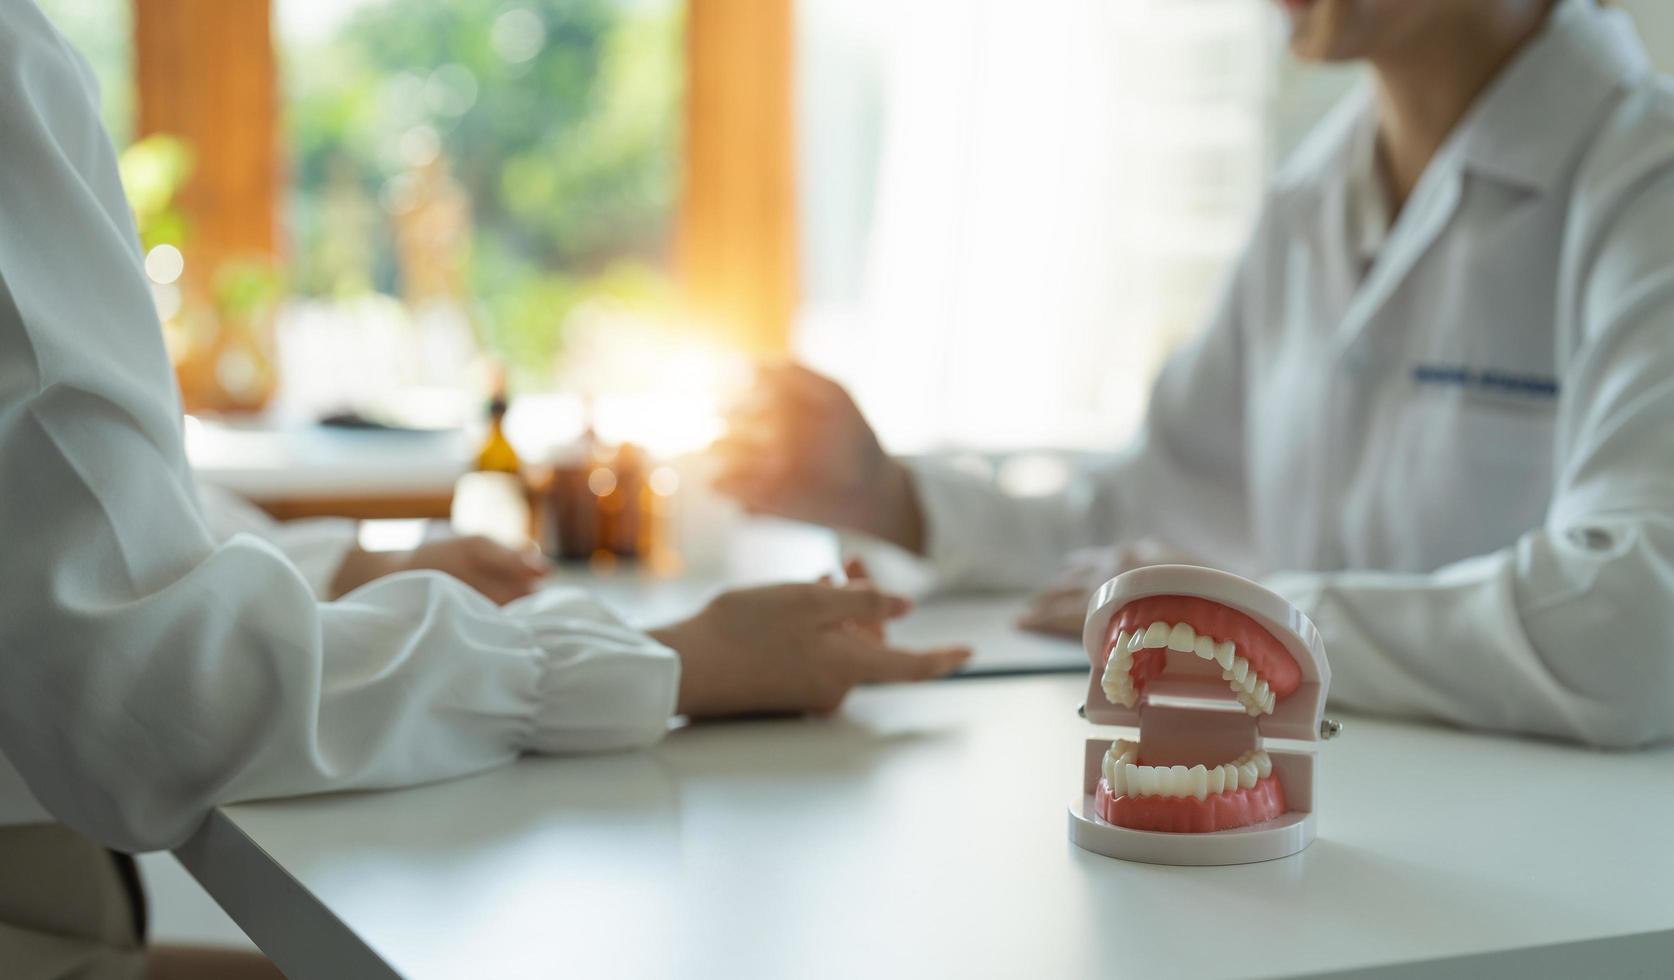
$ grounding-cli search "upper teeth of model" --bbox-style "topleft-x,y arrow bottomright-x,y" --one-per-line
1100,621 -> 1277,715
1100,739 -> 1273,800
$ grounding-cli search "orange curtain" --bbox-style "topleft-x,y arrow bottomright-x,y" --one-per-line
134,0 -> 278,272
133,0 -> 280,413
678,0 -> 798,354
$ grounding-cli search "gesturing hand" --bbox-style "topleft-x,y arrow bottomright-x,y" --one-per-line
654,561 -> 970,718
713,363 -> 927,553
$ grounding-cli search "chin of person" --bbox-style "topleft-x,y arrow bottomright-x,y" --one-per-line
1281,0 -> 1353,63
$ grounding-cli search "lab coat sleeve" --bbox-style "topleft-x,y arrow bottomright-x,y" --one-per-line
197,484 -> 359,599
896,215 -> 1264,592
1264,140 -> 1674,749
0,7 -> 679,853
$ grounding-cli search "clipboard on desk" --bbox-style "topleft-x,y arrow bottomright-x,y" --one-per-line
887,594 -> 1087,677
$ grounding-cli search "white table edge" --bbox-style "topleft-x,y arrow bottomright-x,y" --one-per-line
174,808 -> 399,979
1294,927 -> 1674,980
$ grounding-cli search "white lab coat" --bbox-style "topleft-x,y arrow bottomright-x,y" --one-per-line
0,3 -> 679,851
907,0 -> 1674,747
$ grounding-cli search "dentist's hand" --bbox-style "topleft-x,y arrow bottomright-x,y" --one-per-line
654,568 -> 969,718
713,363 -> 927,553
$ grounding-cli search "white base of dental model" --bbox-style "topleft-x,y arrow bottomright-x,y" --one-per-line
1066,565 -> 1332,867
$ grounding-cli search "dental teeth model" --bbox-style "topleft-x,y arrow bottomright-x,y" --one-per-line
1069,565 -> 1333,865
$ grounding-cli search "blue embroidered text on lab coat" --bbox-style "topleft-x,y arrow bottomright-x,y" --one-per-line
1412,365 -> 1560,399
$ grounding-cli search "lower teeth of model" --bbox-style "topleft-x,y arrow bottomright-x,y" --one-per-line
1100,740 -> 1272,800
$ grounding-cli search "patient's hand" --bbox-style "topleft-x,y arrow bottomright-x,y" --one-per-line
654,561 -> 970,718
331,536 -> 547,605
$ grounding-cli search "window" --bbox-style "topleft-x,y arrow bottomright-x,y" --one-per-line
276,0 -> 684,422
796,0 -> 1323,456
40,0 -> 1404,464
37,0 -> 691,430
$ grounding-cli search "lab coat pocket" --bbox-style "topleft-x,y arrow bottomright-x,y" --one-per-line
1455,394 -> 1558,469
1390,395 -> 1556,567
1446,397 -> 1556,541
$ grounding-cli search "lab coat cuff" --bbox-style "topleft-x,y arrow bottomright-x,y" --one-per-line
901,457 -> 1012,592
1259,569 -> 1337,658
1259,570 -> 1327,615
1257,568 -> 1424,717
1258,569 -> 1383,705
833,527 -> 941,600
826,459 -> 1003,598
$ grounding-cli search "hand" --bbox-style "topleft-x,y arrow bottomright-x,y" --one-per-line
713,363 -> 926,553
652,560 -> 970,717
1016,541 -> 1206,639
331,535 -> 548,605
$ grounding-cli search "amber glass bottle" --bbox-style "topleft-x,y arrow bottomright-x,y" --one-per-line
452,376 -> 530,549
475,388 -> 522,475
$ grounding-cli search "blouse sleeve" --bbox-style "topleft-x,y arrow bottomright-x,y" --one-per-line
196,484 -> 359,599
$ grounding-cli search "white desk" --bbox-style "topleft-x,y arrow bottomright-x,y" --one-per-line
175,672 -> 1674,979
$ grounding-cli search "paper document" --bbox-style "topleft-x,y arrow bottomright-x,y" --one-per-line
888,595 -> 1087,676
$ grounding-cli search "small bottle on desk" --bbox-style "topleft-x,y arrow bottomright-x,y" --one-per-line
474,386 -> 521,475
451,375 -> 532,549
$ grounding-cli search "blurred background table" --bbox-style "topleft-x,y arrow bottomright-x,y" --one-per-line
186,415 -> 470,520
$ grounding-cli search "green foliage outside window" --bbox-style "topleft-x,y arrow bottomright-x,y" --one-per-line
285,0 -> 684,389
39,0 -> 683,392
118,135 -> 194,252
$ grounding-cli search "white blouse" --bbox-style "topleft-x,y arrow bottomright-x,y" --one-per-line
196,485 -> 361,600
0,3 -> 678,851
